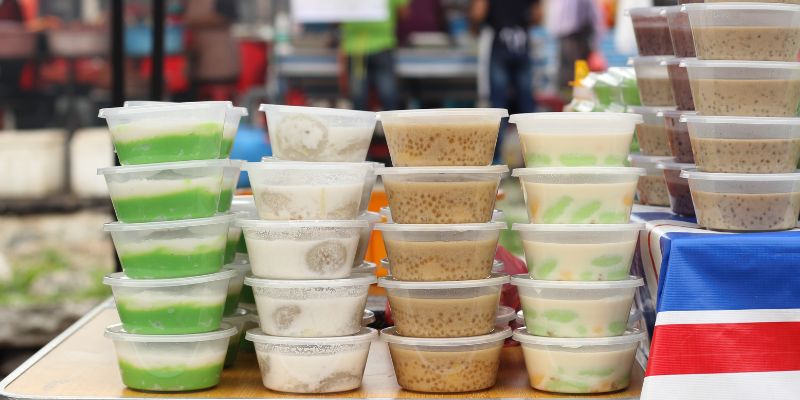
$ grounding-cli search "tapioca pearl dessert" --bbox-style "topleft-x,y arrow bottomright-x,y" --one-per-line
691,191 -> 800,231
637,78 -> 675,107
636,175 -> 670,207
691,79 -> 800,117
522,241 -> 636,281
635,124 -> 671,156
522,182 -> 637,224
519,132 -> 631,167
666,7 -> 695,58
383,121 -> 500,166
520,296 -> 633,338
629,8 -> 674,56
388,293 -> 499,338
109,121 -> 224,165
253,183 -> 363,220
384,181 -> 498,224
662,168 -> 695,217
693,27 -> 800,62
667,61 -> 694,111
383,239 -> 497,281
692,138 -> 800,174
663,111 -> 695,163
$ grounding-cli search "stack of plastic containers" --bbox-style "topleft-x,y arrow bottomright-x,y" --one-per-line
96,101 -> 248,391
240,104 -> 380,394
373,108 -> 511,393
677,2 -> 800,232
508,112 -> 647,394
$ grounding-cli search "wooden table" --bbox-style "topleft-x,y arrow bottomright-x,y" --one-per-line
0,300 -> 643,400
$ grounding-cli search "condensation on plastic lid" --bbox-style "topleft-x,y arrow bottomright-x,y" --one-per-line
513,327 -> 646,348
626,6 -> 669,17
247,327 -> 377,345
511,167 -> 646,177
259,104 -> 376,118
510,274 -> 644,290
375,221 -> 507,233
680,59 -> 800,70
381,326 -> 512,347
104,269 -> 236,288
97,159 -> 229,175
378,108 -> 508,120
680,168 -> 800,181
105,323 -> 237,342
376,165 -> 509,176
244,273 -> 376,289
99,102 -> 228,118
680,114 -> 800,127
512,222 -> 644,233
236,219 -> 368,230
379,273 -> 509,290
656,160 -> 695,171
509,112 -> 642,125
244,161 -> 372,172
495,306 -> 515,325
683,2 -> 800,13
104,213 -> 234,232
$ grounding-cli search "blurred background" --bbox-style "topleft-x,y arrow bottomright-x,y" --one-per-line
0,0 -> 676,379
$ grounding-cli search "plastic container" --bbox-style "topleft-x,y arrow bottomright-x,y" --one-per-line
379,166 -> 507,224
662,110 -> 696,163
244,274 -> 376,337
513,223 -> 643,281
510,113 -> 642,168
665,6 -> 695,58
381,327 -> 512,393
104,270 -> 236,334
379,207 -> 505,223
657,159 -> 696,216
99,103 -> 228,165
683,59 -> 800,117
105,214 -> 233,279
382,258 -> 503,275
244,161 -> 369,220
98,160 -> 227,223
511,275 -> 643,338
682,115 -> 800,173
247,327 -> 376,393
353,261 -> 376,275
363,309 -> 376,326
222,257 -> 250,316
378,108 -> 508,166
664,58 -> 695,111
629,153 -> 672,206
260,104 -> 377,162
629,56 -> 676,107
221,308 -> 251,368
628,7 -> 674,56
628,106 -> 674,156
609,67 -> 642,106
513,329 -> 645,394
376,222 -> 504,282
495,305 -> 515,329
105,323 -> 237,392
218,160 -> 243,212
512,167 -> 645,224
354,212 -> 380,267
681,169 -> 800,231
228,195 -> 258,258
238,219 -> 367,279
379,273 -> 509,338
685,3 -> 800,61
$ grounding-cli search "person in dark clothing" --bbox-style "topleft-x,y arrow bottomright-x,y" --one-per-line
546,0 -> 604,93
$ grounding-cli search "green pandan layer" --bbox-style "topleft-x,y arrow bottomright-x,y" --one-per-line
525,153 -> 628,168
236,235 -> 248,254
119,246 -> 225,279
223,292 -> 242,316
219,138 -> 234,159
116,302 -> 224,334
118,360 -> 223,392
112,188 -> 220,223
224,238 -> 238,264
114,122 -> 223,165
218,188 -> 234,212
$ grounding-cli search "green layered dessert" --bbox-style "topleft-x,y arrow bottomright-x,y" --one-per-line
111,179 -> 221,223
118,360 -> 224,392
113,122 -> 223,165
218,188 -> 234,212
116,298 -> 225,335
119,238 -> 226,279
220,138 -> 234,159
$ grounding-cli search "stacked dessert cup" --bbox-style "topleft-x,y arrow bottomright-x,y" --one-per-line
675,1 -> 800,232
374,108 -> 512,393
508,111 -> 648,394
238,104 -> 382,394
96,101 -> 249,391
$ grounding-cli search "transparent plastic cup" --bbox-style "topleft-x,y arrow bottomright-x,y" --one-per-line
685,3 -> 800,61
378,165 -> 508,224
260,104 -> 376,162
512,167 -> 645,224
379,206 -> 505,223
222,257 -> 250,316
376,222 -> 505,282
218,160 -> 243,212
104,270 -> 236,335
682,115 -> 800,173
512,223 -> 644,281
378,273 -> 509,338
629,153 -> 672,206
683,59 -> 800,117
664,58 -> 695,111
98,160 -> 227,223
237,219 -> 368,280
510,113 -> 642,167
656,159 -> 696,216
378,108 -> 508,166
354,212 -> 380,267
628,106 -> 675,156
353,260 -> 376,275
511,275 -> 643,338
227,195 -> 258,258
104,214 -> 233,279
628,7 -> 674,56
381,258 -> 503,276
665,6 -> 695,58
681,169 -> 800,231
380,327 -> 512,393
105,323 -> 237,392
99,103 -> 228,165
495,305 -> 515,329
244,274 -> 376,337
629,56 -> 676,107
513,328 -> 645,394
247,327 -> 376,393
662,110 -> 696,163
221,308 -> 251,368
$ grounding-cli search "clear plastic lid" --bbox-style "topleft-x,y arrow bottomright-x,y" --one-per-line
681,115 -> 800,127
247,327 -> 377,345
512,223 -> 644,233
104,213 -> 233,232
629,55 -> 674,67
378,108 -> 508,121
513,327 -> 646,347
99,102 -> 229,118
259,104 -> 376,118
629,153 -> 673,175
223,262 -> 250,274
105,323 -> 237,342
97,159 -> 228,175
224,159 -> 245,168
509,112 -> 642,125
244,161 -> 372,172
510,274 -> 643,290
683,3 -> 800,13
681,169 -> 800,182
358,211 -> 381,223
512,167 -> 646,177
495,306 -> 515,325
626,6 -> 669,17
375,222 -> 507,233
381,326 -> 512,347
681,59 -> 800,71
223,307 -> 251,323
376,165 -> 509,175
662,109 -> 697,120
353,261 -> 376,275
657,159 -> 695,171
103,269 -> 236,288
245,273 -> 377,289
628,106 -> 675,126
260,157 -> 381,171
236,219 -> 368,230
379,273 -> 509,290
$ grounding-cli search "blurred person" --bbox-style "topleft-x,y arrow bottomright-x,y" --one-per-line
183,0 -> 239,100
396,0 -> 446,46
546,0 -> 605,93
340,0 -> 408,111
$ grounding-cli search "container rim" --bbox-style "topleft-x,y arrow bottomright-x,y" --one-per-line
628,55 -> 675,66
99,102 -> 230,118
103,213 -> 234,232
512,222 -> 644,233
260,157 -> 383,170
259,104 -> 377,118
375,221 -> 507,232
246,327 -> 377,345
681,59 -> 800,70
97,159 -> 229,175
510,274 -> 644,289
626,6 -> 670,17
680,115 -> 800,126
680,168 -> 800,181
509,112 -> 643,125
380,326 -> 512,346
513,327 -> 646,347
495,306 -> 516,324
244,273 -> 377,288
236,219 -> 369,230
379,273 -> 509,289
103,269 -> 237,288
627,105 -> 676,116
683,3 -> 800,13
244,161 -> 372,172
656,160 -> 695,171
629,153 -> 673,169
377,108 -> 508,120
376,165 -> 509,175
511,167 -> 646,177
105,323 -> 237,342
